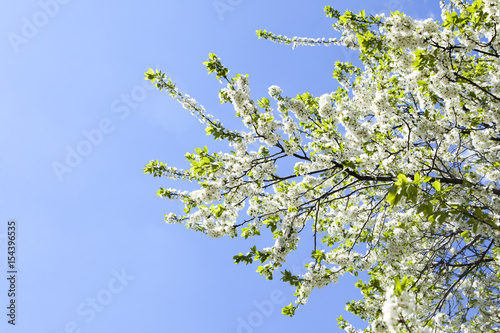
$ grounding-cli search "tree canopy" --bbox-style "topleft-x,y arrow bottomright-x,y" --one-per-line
145,0 -> 500,331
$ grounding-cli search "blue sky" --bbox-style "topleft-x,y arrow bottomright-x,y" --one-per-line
1,1 -> 441,332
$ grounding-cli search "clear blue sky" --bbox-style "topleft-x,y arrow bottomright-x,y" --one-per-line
1,1 -> 440,332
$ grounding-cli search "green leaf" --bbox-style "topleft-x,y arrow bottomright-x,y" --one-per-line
417,204 -> 427,215
394,276 -> 403,296
413,172 -> 421,183
407,185 -> 418,204
386,185 -> 399,207
395,174 -> 410,188
432,180 -> 441,192
282,304 -> 297,317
